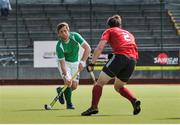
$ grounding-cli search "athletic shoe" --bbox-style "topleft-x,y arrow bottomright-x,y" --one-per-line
56,87 -> 65,104
66,103 -> 75,109
81,107 -> 99,116
133,100 -> 141,115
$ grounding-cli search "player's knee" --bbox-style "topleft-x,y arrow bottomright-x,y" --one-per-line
97,71 -> 112,87
71,81 -> 78,90
114,78 -> 126,92
71,85 -> 77,90
114,83 -> 124,92
71,86 -> 77,91
114,84 -> 119,92
96,79 -> 106,87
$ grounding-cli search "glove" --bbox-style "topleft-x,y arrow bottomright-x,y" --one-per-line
86,63 -> 95,72
108,53 -> 113,59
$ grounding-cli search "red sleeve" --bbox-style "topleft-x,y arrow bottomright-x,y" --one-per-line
100,29 -> 110,41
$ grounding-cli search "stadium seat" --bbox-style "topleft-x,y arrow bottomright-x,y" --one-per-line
0,2 -> 180,67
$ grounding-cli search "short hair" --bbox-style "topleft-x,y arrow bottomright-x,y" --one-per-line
107,15 -> 122,27
57,22 -> 70,32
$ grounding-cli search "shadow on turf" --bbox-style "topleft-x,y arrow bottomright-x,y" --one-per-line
14,108 -> 66,112
57,114 -> 131,117
156,117 -> 180,120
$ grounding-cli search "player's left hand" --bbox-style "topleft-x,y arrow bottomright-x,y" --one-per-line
79,61 -> 86,71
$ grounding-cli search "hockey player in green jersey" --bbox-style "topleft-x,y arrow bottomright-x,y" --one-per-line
56,22 -> 91,109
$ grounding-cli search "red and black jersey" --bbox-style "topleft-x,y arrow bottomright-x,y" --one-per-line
101,27 -> 138,60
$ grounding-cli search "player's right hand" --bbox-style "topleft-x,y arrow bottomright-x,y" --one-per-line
63,75 -> 72,87
108,53 -> 113,59
86,63 -> 95,72
64,79 -> 72,87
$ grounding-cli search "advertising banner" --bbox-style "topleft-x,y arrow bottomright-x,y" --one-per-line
34,41 -> 57,68
92,51 -> 180,71
137,51 -> 179,66
34,41 -> 84,68
34,41 -> 180,70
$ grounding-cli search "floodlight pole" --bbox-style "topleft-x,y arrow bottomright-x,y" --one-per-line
15,0 -> 19,79
89,0 -> 92,49
160,0 -> 164,78
160,0 -> 163,49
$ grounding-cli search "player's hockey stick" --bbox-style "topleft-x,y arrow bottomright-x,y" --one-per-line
89,71 -> 96,83
44,70 -> 79,110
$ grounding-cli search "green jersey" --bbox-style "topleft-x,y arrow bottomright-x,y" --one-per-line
56,32 -> 85,62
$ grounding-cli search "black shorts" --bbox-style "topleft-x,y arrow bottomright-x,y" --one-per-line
102,54 -> 136,82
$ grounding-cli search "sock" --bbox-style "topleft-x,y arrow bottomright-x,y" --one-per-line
91,85 -> 103,109
57,86 -> 63,93
64,87 -> 72,105
119,87 -> 136,104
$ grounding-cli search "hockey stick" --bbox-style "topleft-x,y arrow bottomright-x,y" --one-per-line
44,70 -> 79,110
89,71 -> 96,83
87,64 -> 96,83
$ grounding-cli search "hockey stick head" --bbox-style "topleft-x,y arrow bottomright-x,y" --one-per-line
44,104 -> 52,110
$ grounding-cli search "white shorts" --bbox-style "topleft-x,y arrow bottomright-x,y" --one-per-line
58,61 -> 80,82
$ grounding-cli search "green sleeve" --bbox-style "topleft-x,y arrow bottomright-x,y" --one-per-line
73,32 -> 86,45
56,43 -> 64,59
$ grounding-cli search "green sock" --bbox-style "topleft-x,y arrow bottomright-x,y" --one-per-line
64,87 -> 72,105
57,87 -> 63,94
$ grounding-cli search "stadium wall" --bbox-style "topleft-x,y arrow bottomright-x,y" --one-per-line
10,0 -> 161,4
1,78 -> 180,85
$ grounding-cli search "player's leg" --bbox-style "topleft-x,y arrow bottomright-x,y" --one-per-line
71,64 -> 79,91
82,54 -> 120,116
114,57 -> 141,115
89,54 -> 119,109
56,87 -> 65,104
64,80 -> 79,109
64,62 -> 79,109
56,62 -> 71,105
114,79 -> 137,104
114,78 -> 141,115
91,71 -> 112,108
64,86 -> 73,109
81,71 -> 112,116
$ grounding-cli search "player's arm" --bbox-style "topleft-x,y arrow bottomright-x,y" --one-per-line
87,40 -> 107,72
91,40 -> 107,64
59,59 -> 67,76
73,32 -> 91,70
58,59 -> 72,86
78,42 -> 91,71
56,44 -> 71,85
91,29 -> 109,64
56,46 -> 67,76
81,41 -> 91,62
73,32 -> 91,62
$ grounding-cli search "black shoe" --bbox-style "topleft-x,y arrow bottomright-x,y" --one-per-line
133,100 -> 141,115
81,107 -> 99,116
67,103 -> 75,109
56,87 -> 65,104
